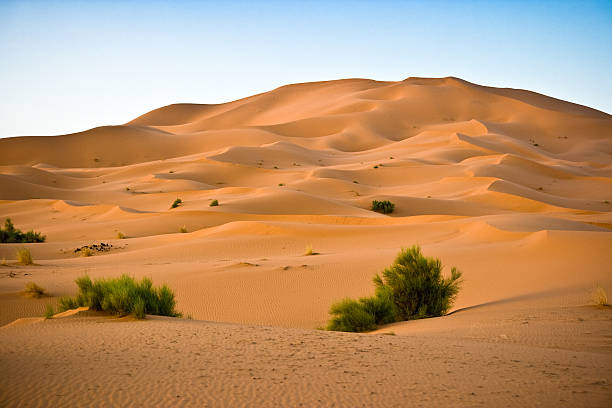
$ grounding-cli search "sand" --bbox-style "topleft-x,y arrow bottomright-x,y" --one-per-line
0,76 -> 611,407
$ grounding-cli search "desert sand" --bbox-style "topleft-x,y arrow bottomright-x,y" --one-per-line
0,77 -> 611,407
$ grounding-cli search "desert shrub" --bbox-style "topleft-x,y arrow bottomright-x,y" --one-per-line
171,198 -> 182,209
44,304 -> 55,319
0,218 -> 46,243
209,199 -> 219,207
371,200 -> 395,214
179,225 -> 187,233
24,282 -> 47,298
117,232 -> 126,239
327,298 -> 377,332
327,245 -> 462,332
16,248 -> 33,265
326,289 -> 396,332
374,245 -> 462,320
57,274 -> 181,319
81,247 -> 94,257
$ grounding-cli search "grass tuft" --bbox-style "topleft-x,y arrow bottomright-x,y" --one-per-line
17,248 -> 33,265
179,225 -> 188,233
24,282 -> 47,298
117,232 -> 126,239
304,244 -> 318,256
44,304 -> 55,319
592,286 -> 609,306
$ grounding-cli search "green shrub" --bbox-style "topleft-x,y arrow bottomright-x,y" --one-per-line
327,245 -> 462,332
17,248 -> 33,265
209,199 -> 219,207
326,289 -> 396,332
374,245 -> 462,320
171,198 -> 182,209
371,200 -> 395,214
327,298 -> 376,332
0,218 -> 46,243
24,282 -> 47,298
57,275 -> 181,319
44,304 -> 55,319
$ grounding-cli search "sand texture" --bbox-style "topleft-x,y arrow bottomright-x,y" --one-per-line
1,77 -> 611,407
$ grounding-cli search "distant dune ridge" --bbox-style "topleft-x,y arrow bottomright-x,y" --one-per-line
0,77 -> 611,407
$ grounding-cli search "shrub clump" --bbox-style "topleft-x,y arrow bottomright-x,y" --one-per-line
44,304 -> 55,319
24,282 -> 48,298
16,248 -> 33,265
371,200 -> 395,214
58,275 -> 182,319
327,245 -> 462,332
209,199 -> 219,207
171,198 -> 183,209
0,218 -> 46,243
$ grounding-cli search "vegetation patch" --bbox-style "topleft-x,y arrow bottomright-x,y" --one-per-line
0,218 -> 46,243
24,282 -> 48,298
209,199 -> 219,207
371,200 -> 395,214
327,245 -> 462,332
16,248 -> 33,265
171,198 -> 183,209
58,275 -> 182,319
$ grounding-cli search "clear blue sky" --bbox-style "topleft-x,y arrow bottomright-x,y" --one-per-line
1,0 -> 610,138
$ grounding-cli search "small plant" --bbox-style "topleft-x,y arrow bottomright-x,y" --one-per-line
179,225 -> 188,233
81,247 -> 94,257
278,183 -> 285,186
171,198 -> 183,209
117,232 -> 126,239
304,244 -> 318,256
24,282 -> 47,298
209,199 -> 219,207
0,218 -> 46,243
16,248 -> 33,265
57,274 -> 181,319
44,304 -> 55,319
371,200 -> 395,214
592,286 -> 609,306
186,314 -> 194,320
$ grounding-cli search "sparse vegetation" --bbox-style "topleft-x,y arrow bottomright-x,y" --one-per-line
179,225 -> 188,233
371,200 -> 395,214
16,248 -> 33,265
171,198 -> 183,209
304,244 -> 318,256
592,286 -> 609,306
210,199 -> 219,207
57,275 -> 181,319
44,304 -> 55,319
327,245 -> 462,332
81,247 -> 94,257
117,232 -> 126,239
24,282 -> 47,298
0,218 -> 46,243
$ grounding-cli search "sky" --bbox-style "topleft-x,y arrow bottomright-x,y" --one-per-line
0,0 -> 611,138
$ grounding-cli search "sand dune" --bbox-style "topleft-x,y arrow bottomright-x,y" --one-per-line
0,76 -> 611,407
